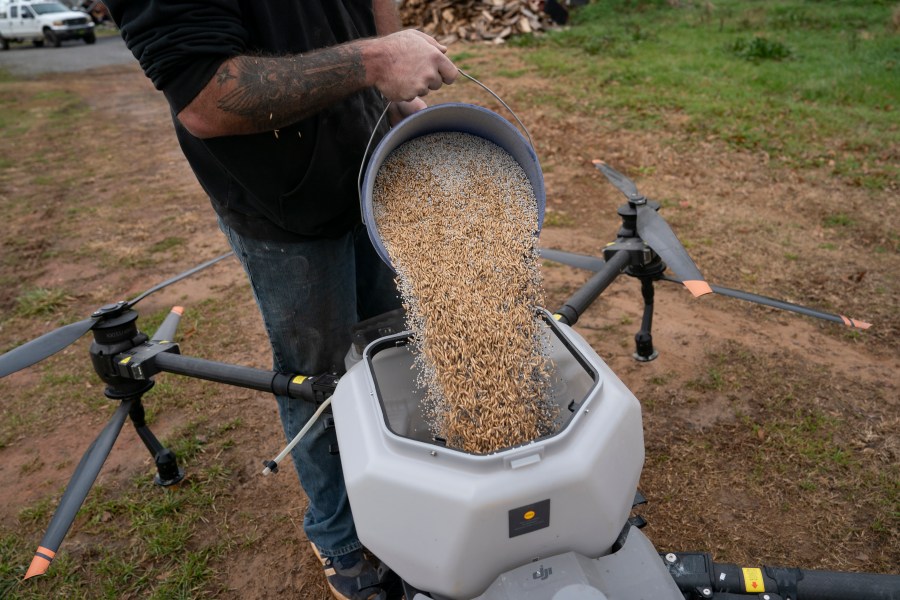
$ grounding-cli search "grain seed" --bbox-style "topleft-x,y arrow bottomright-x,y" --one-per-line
372,131 -> 556,454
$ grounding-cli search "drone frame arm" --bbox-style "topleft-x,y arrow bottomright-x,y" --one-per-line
149,352 -> 338,404
663,549 -> 900,600
554,249 -> 631,326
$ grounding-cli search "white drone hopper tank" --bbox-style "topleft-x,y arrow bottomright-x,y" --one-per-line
331,311 -> 645,599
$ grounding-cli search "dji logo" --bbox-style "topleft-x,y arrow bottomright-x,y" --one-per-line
533,565 -> 552,581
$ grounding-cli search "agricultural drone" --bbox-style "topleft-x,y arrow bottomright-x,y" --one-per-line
0,162 -> 895,600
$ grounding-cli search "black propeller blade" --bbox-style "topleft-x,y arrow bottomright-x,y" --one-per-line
660,275 -> 871,329
0,316 -> 100,378
539,247 -> 871,329
24,399 -> 134,579
593,160 -> 712,297
124,252 -> 232,309
0,252 -> 232,379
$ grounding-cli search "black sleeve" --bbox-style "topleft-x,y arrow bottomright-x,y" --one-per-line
105,0 -> 249,113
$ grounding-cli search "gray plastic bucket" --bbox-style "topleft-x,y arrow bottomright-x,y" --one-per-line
360,102 -> 545,270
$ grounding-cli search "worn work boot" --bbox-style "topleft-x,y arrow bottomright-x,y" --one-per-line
311,543 -> 394,600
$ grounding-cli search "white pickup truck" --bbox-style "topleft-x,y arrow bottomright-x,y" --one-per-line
0,0 -> 95,49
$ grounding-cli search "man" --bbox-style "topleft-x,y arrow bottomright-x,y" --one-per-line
103,2 -> 457,598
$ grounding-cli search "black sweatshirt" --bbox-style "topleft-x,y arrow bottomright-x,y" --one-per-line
106,0 -> 389,241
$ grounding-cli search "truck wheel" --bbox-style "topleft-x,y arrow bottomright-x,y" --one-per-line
84,31 -> 96,44
43,29 -> 61,48
32,39 -> 44,47
1,37 -> 9,51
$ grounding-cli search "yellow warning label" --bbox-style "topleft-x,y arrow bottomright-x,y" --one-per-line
119,357 -> 132,365
742,567 -> 765,593
291,375 -> 307,385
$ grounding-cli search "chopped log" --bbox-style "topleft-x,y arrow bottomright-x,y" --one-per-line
398,0 -> 561,44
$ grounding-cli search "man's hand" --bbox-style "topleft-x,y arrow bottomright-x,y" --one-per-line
365,30 -> 458,102
388,98 -> 427,125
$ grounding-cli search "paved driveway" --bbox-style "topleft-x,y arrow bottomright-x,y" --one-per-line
0,32 -> 134,76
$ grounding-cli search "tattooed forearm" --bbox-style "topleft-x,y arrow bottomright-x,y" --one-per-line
214,45 -> 368,131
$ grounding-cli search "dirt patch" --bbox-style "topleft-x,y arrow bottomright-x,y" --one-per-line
0,46 -> 897,598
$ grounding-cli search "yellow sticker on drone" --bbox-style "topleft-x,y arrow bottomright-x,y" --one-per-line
119,357 -> 132,365
292,375 -> 307,385
742,567 -> 765,593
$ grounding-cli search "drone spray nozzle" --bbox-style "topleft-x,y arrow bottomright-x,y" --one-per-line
261,396 -> 334,476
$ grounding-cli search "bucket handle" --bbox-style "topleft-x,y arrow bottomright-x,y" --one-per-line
457,68 -> 536,151
357,69 -> 537,203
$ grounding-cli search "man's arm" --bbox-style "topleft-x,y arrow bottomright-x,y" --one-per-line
178,28 -> 456,139
373,0 -> 403,35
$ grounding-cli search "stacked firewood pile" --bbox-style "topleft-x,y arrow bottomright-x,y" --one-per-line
398,0 -> 561,44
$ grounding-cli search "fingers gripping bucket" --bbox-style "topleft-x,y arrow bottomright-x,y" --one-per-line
360,102 -> 546,269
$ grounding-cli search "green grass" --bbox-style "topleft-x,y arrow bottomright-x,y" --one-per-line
14,287 -> 71,317
0,86 -> 87,140
513,0 -> 899,188
149,236 -> 186,253
0,420 -> 236,599
543,208 -> 576,227
823,212 -> 856,228
729,35 -> 793,62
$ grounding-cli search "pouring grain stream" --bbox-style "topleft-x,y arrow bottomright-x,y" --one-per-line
372,132 -> 555,454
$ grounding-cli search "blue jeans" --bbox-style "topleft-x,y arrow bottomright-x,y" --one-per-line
219,219 -> 401,558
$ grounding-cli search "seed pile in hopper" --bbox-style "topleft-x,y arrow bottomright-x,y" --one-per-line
372,131 -> 556,454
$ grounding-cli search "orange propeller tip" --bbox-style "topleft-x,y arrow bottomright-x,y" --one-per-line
840,315 -> 872,329
24,547 -> 55,580
683,280 -> 713,298
591,159 -> 605,165
172,306 -> 184,315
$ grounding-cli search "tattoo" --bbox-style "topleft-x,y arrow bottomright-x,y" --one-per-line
215,66 -> 236,85
216,46 -> 367,131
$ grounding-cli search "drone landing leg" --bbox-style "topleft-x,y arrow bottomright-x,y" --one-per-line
24,399 -> 134,579
634,277 -> 659,362
127,397 -> 185,487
